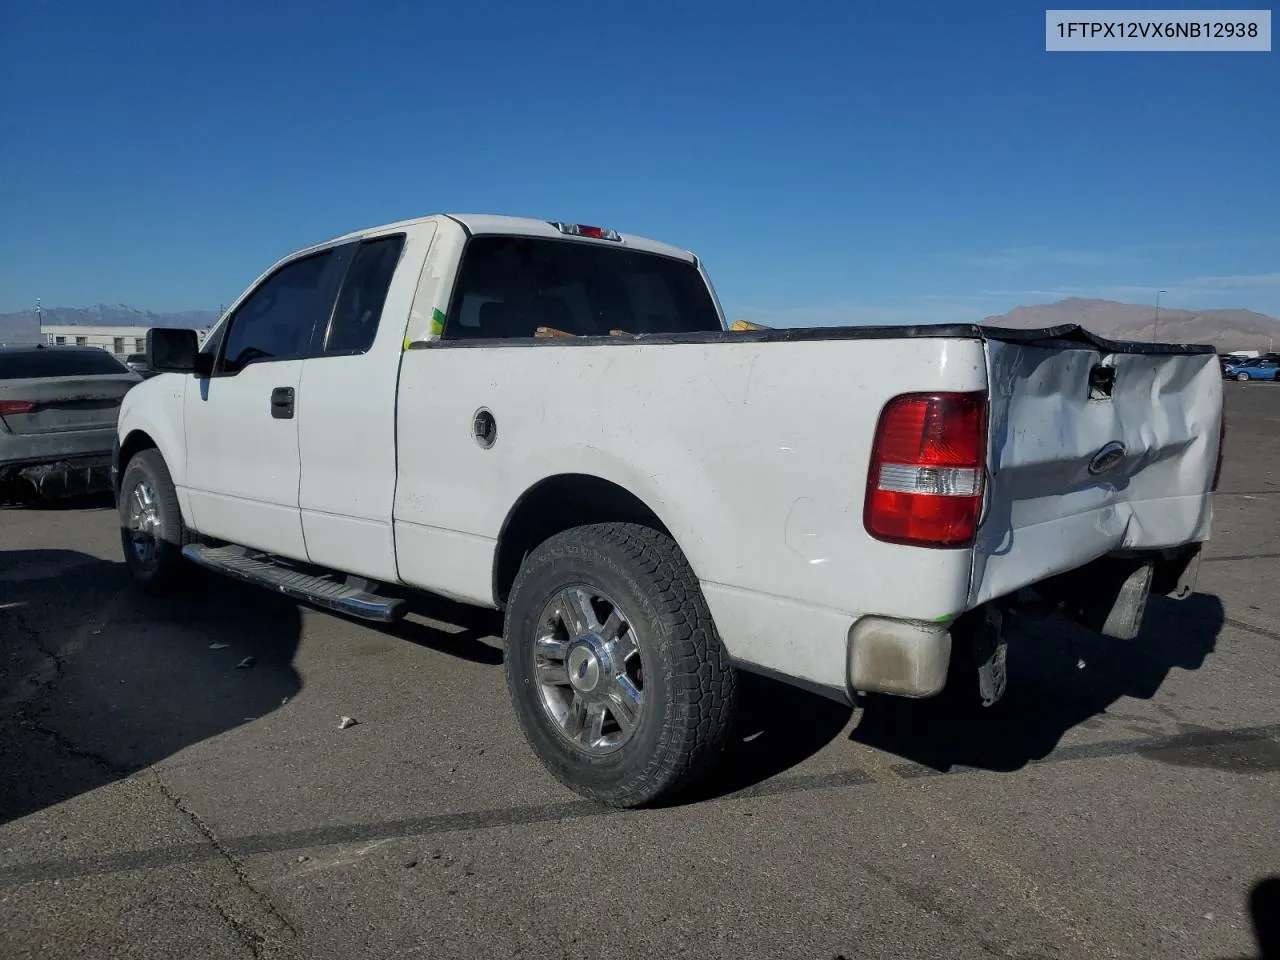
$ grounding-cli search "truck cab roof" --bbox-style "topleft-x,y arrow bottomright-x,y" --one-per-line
319,213 -> 697,264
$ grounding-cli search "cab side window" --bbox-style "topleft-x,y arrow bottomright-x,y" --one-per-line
220,250 -> 336,373
324,235 -> 405,355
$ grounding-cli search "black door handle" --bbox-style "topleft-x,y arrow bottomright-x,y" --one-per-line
270,386 -> 295,419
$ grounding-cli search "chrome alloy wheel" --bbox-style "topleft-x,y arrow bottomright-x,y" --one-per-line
534,586 -> 645,755
124,478 -> 161,571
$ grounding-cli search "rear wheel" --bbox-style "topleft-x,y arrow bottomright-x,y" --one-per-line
503,522 -> 737,807
118,449 -> 192,594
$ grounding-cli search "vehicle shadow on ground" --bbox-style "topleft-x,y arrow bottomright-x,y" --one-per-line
850,592 -> 1225,774
1218,876 -> 1280,960
0,549 -> 304,826
309,590 -> 505,665
385,594 -> 505,666
675,671 -> 854,804
1247,876 -> 1280,960
674,593 -> 1225,802
0,549 -> 512,826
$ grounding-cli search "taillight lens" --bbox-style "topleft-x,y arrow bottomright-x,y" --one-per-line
0,400 -> 34,415
864,392 -> 988,548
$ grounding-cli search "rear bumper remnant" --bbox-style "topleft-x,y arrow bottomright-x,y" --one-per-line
2,455 -> 114,500
847,616 -> 952,698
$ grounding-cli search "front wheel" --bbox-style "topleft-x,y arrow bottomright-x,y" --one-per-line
118,449 -> 193,594
503,522 -> 737,807
1236,372 -> 1251,381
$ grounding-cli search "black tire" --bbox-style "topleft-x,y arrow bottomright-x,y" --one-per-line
503,522 -> 737,807
118,448 -> 193,594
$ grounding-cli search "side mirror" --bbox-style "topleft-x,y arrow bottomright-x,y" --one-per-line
147,328 -> 200,374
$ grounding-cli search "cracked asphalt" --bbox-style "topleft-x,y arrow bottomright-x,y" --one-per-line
2,383 -> 1279,960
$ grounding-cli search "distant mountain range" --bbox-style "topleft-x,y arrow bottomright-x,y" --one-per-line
982,298 -> 1280,353
4,298 -> 1278,353
0,305 -> 218,345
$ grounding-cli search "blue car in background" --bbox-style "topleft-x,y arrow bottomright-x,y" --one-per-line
1224,357 -> 1280,381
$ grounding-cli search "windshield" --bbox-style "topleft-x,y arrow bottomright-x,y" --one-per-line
444,236 -> 722,339
0,348 -> 131,379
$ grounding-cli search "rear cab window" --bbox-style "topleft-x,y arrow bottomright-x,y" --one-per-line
324,235 -> 406,355
0,349 -> 131,379
444,236 -> 723,340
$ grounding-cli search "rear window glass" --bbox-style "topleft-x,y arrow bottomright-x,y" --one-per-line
445,236 -> 722,339
0,348 -> 130,379
326,235 -> 405,354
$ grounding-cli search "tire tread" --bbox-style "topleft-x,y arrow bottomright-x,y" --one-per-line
119,449 -> 193,594
504,522 -> 737,807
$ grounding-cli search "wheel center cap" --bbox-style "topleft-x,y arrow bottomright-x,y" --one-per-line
567,642 -> 604,694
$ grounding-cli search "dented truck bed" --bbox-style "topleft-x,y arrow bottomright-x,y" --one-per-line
971,325 -> 1222,607
387,318 -> 1223,706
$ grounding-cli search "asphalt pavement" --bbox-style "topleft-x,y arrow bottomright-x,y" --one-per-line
2,383 -> 1278,960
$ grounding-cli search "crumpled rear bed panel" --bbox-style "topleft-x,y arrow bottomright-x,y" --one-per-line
968,341 -> 1222,607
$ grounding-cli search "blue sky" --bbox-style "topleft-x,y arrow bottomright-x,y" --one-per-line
1,0 -> 1276,323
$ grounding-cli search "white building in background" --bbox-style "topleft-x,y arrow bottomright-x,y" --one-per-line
40,324 -> 209,357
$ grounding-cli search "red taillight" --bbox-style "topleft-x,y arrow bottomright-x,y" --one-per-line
0,400 -> 34,415
864,392 -> 988,548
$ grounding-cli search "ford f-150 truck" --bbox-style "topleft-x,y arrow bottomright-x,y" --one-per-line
114,213 -> 1224,807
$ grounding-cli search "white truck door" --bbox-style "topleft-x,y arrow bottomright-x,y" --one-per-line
183,246 -> 349,559
296,224 -> 435,582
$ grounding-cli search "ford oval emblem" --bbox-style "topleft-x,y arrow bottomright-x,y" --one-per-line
1088,441 -> 1126,476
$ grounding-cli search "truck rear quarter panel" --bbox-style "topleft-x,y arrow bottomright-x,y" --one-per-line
392,335 -> 988,687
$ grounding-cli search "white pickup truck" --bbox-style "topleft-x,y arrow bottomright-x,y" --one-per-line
114,214 -> 1225,807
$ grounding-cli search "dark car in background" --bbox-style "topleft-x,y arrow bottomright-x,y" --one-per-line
124,353 -> 157,378
0,345 -> 141,502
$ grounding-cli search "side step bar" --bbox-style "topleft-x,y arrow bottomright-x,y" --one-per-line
181,544 -> 406,623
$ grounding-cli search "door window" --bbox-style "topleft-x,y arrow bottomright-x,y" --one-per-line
219,250 -> 336,373
324,235 -> 405,355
